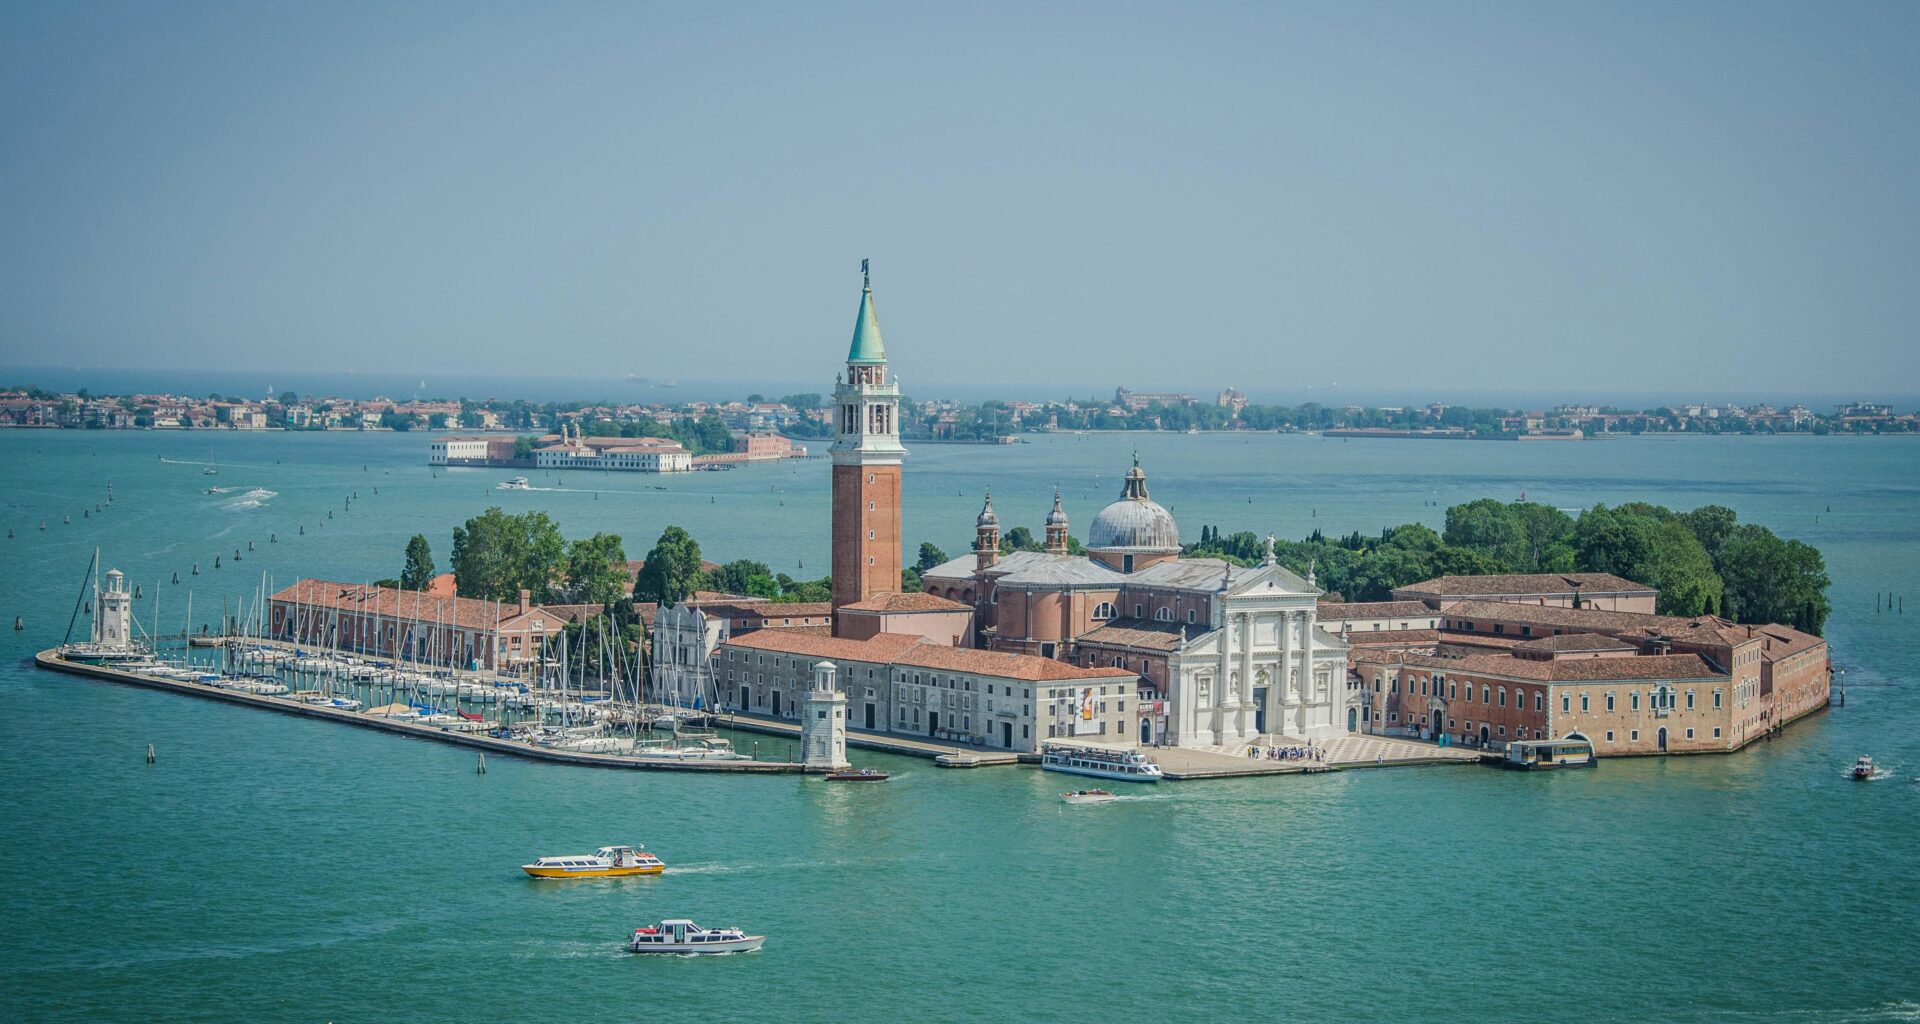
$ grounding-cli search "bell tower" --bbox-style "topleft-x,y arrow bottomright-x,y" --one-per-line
830,260 -> 906,629
1044,488 -> 1070,554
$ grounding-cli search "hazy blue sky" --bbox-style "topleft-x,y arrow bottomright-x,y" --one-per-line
2,2 -> 1916,400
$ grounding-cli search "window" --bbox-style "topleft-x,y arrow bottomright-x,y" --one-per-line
1092,601 -> 1115,620
1606,731 -> 1615,741
1606,692 -> 1616,712
1686,728 -> 1695,739
1630,692 -> 1640,712
1481,685 -> 1490,704
1134,604 -> 1143,617
1562,694 -> 1571,714
1535,693 -> 1544,711
1630,730 -> 1639,741
1155,607 -> 1172,622
1714,689 -> 1723,709
1187,609 -> 1197,623
1713,727 -> 1722,738
1448,682 -> 1457,699
1686,690 -> 1696,710
1581,693 -> 1591,712
1498,687 -> 1507,707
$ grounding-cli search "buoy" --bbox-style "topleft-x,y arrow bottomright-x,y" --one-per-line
83,509 -> 89,518
270,534 -> 276,543
299,525 -> 305,535
6,528 -> 11,538
214,556 -> 221,569
477,753 -> 487,774
134,584 -> 142,599
171,572 -> 179,584
192,564 -> 199,575
247,540 -> 254,551
146,743 -> 156,765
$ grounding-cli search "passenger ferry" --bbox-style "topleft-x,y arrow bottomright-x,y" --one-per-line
628,919 -> 764,955
1852,755 -> 1875,781
1041,745 -> 1163,783
1500,738 -> 1595,770
521,844 -> 665,878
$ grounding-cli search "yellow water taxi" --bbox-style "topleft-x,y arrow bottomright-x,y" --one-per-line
522,845 -> 665,878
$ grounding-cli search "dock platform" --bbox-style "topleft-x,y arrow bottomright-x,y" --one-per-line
34,650 -> 816,774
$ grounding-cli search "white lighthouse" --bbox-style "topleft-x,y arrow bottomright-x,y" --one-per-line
95,568 -> 132,648
801,660 -> 849,770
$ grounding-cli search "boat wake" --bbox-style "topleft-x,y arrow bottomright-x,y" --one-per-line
222,488 -> 277,511
1846,768 -> 1897,782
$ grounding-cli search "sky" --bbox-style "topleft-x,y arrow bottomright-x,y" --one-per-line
2,1 -> 1916,403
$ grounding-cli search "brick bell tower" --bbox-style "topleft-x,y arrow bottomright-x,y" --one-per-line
830,259 -> 906,631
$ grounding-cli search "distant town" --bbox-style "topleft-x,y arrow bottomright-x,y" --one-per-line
2,384 -> 1915,439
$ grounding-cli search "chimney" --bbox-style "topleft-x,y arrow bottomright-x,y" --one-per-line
518,588 -> 530,615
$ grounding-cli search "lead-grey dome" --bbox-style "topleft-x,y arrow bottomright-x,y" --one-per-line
1087,460 -> 1179,554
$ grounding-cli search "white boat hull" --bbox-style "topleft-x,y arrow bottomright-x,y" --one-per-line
1042,762 -> 1162,783
628,936 -> 764,955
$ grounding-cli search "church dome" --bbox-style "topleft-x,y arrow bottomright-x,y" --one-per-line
976,490 -> 998,528
1087,460 -> 1179,554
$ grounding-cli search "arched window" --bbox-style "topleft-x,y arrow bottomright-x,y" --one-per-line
1092,602 -> 1115,620
1154,607 -> 1172,622
1187,609 -> 1197,623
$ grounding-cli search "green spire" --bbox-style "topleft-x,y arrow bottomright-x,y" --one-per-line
847,259 -> 886,365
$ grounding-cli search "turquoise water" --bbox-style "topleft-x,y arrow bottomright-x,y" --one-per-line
2,430 -> 1916,1023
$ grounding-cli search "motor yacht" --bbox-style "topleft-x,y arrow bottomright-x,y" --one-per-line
1062,789 -> 1117,804
523,845 -> 665,879
1852,755 -> 1875,780
627,919 -> 762,955
499,477 -> 531,490
1041,745 -> 1163,783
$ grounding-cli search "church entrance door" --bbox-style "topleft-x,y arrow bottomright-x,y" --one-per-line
1140,718 -> 1152,745
1252,687 -> 1268,735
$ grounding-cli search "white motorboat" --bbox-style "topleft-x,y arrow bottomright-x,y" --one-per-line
627,919 -> 763,955
1041,745 -> 1163,783
1062,788 -> 1118,804
523,845 -> 665,879
1852,756 -> 1875,781
499,476 -> 531,490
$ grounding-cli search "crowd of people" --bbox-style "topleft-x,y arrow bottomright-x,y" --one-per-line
1246,742 -> 1326,763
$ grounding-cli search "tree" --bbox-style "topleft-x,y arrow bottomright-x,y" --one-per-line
915,542 -> 949,572
633,526 -> 705,606
1681,505 -> 1739,562
401,535 -> 436,591
1001,526 -> 1039,552
709,558 -> 774,596
1573,504 -> 1722,616
562,532 -> 629,604
449,507 -> 566,602
512,435 -> 535,460
1718,525 -> 1831,634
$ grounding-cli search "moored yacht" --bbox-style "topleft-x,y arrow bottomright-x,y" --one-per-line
523,845 -> 665,878
627,919 -> 763,954
1041,745 -> 1163,783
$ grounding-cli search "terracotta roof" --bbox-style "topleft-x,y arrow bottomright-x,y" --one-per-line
839,591 -> 973,613
539,603 -> 607,624
1439,600 -> 1722,636
723,629 -> 925,664
1396,573 -> 1654,597
721,630 -> 1131,683
1369,649 -> 1725,683
1316,600 -> 1435,620
894,644 -> 1134,682
1340,628 -> 1441,649
1511,632 -> 1637,654
1074,617 -> 1197,652
269,579 -> 561,632
690,600 -> 835,623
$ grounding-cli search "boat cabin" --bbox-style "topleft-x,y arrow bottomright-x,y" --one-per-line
1501,738 -> 1595,770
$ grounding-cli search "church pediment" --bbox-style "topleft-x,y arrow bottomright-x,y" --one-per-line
1223,561 -> 1317,598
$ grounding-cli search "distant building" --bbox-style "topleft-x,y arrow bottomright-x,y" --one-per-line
268,581 -> 569,672
1115,386 -> 1195,411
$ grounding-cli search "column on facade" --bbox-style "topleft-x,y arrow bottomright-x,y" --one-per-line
1271,608 -> 1290,739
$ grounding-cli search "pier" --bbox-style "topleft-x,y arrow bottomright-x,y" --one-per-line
34,649 -> 818,774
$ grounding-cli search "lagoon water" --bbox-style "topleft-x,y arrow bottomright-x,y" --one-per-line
2,429 -> 1916,1023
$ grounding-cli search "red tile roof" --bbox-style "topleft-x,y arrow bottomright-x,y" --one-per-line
838,591 -> 973,613
1397,573 -> 1654,597
1316,600 -> 1435,620
269,579 -> 560,632
722,630 -> 1133,683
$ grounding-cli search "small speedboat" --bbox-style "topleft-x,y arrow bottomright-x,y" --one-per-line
627,919 -> 764,955
498,476 -> 531,490
522,844 -> 665,878
824,768 -> 889,782
1062,789 -> 1117,804
1852,756 -> 1875,780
